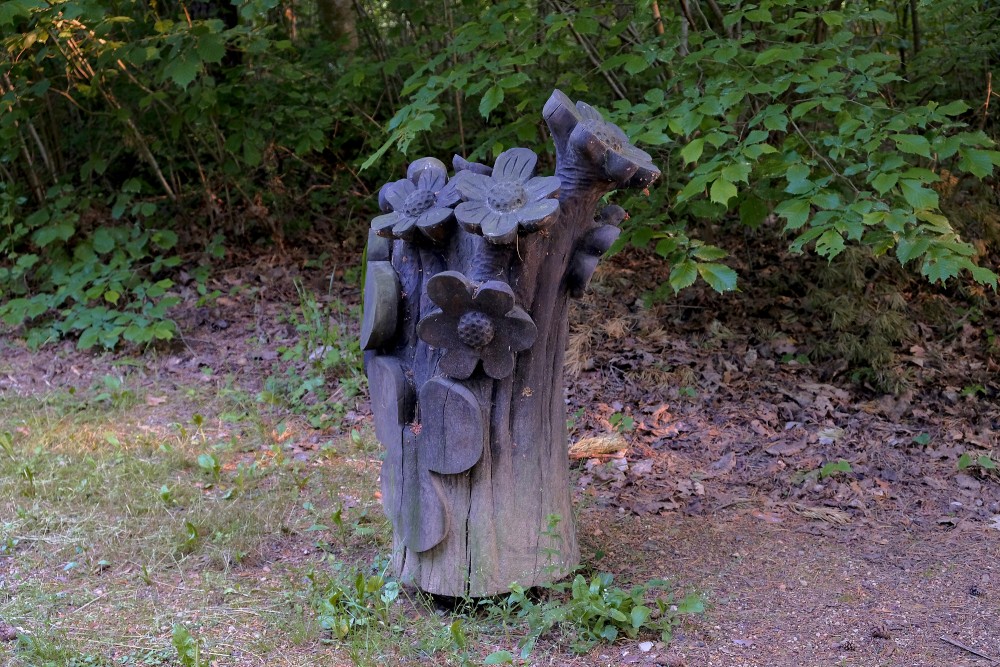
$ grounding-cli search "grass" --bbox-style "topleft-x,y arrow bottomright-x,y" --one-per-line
0,384 -> 394,666
0,371 -> 701,666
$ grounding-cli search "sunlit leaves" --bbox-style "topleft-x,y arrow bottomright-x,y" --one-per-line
696,263 -> 737,293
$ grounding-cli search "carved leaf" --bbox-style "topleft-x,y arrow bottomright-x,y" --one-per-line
360,261 -> 400,350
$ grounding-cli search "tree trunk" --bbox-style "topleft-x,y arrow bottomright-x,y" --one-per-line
317,0 -> 357,50
363,91 -> 659,597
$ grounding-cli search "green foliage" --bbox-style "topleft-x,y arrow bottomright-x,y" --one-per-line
171,624 -> 203,667
4,0 -> 1000,353
256,282 -> 364,428
310,561 -> 400,639
958,452 -> 998,473
367,0 -> 1000,296
819,459 -> 852,479
488,574 -> 703,657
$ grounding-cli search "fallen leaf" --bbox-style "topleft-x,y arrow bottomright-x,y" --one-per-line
765,439 -> 806,456
146,395 -> 168,406
701,451 -> 736,479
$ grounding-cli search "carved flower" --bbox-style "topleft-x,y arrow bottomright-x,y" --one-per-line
417,270 -> 537,380
373,157 -> 461,243
543,89 -> 660,189
454,147 -> 561,245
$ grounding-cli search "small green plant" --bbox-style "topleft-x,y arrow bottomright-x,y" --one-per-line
608,412 -> 635,433
819,459 -> 853,479
196,453 -> 221,480
91,374 -> 136,408
912,432 -> 932,446
958,452 -> 998,473
819,459 -> 851,479
0,430 -> 14,459
961,384 -> 986,397
21,464 -> 36,497
171,624 -> 202,667
310,561 -> 400,639
781,353 -> 810,365
490,573 -> 703,658
258,284 -> 364,428
678,386 -> 698,399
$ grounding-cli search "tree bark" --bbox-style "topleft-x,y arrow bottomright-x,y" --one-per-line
317,0 -> 358,51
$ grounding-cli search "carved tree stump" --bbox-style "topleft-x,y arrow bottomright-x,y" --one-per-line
361,90 -> 660,596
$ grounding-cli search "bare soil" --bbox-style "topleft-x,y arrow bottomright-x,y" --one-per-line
1,238 -> 998,666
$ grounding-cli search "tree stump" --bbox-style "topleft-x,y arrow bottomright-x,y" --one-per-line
361,90 -> 660,596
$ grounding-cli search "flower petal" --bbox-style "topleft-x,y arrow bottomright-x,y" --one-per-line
604,149 -> 640,184
494,306 -> 537,353
436,180 -> 462,208
543,89 -> 582,137
371,212 -> 402,238
415,207 -> 454,243
575,100 -> 605,122
623,142 -> 654,166
627,162 -> 662,189
407,156 -> 448,190
481,212 -> 519,245
606,122 -> 630,147
439,346 -> 480,380
480,348 -> 516,380
595,204 -> 627,227
456,172 -> 492,201
472,280 -> 515,318
493,147 -> 537,182
456,201 -> 499,236
524,175 -> 561,202
381,179 -> 415,212
416,309 -> 460,348
425,270 -> 474,315
392,215 -> 419,241
570,122 -> 610,165
514,198 -> 559,233
453,154 -> 493,176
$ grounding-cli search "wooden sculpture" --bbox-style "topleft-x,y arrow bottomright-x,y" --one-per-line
361,90 -> 660,596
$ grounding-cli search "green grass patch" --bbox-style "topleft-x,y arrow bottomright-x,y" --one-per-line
0,387 -> 701,666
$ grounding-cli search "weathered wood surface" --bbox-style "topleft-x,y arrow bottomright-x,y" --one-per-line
362,90 -> 659,596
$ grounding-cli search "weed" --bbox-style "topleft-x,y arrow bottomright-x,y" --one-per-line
90,374 -> 138,409
172,624 -> 203,667
309,559 -> 400,639
609,412 -> 635,433
485,573 -> 703,658
958,452 -> 998,474
819,459 -> 853,479
258,281 -> 364,428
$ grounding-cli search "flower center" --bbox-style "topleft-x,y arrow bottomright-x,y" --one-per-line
486,181 -> 527,213
401,189 -> 436,217
456,311 -> 495,348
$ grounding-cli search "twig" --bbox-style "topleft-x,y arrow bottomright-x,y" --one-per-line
980,71 -> 993,131
69,591 -> 109,616
790,118 -> 860,195
651,0 -> 664,35
939,636 -> 999,663
550,0 -> 628,100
